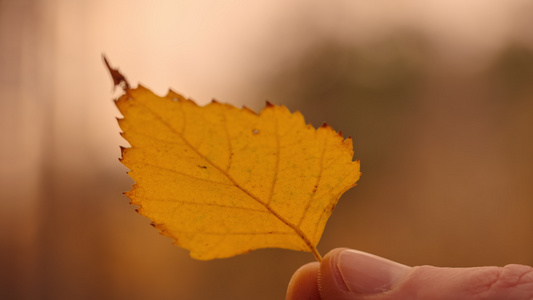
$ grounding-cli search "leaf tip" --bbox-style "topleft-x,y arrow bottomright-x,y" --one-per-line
103,54 -> 130,91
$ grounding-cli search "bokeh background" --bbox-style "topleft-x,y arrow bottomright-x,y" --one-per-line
1,0 -> 533,299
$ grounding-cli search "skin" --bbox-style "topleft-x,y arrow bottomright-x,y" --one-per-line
286,248 -> 533,300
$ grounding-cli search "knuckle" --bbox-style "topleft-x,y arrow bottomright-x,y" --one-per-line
482,264 -> 533,299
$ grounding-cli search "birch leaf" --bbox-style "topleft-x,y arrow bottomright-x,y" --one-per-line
114,76 -> 360,261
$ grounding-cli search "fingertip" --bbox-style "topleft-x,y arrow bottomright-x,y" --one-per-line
319,248 -> 411,299
319,248 -> 359,299
286,262 -> 321,300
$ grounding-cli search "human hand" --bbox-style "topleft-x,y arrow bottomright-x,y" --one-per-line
286,248 -> 533,300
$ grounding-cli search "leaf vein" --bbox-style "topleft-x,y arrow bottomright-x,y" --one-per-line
266,116 -> 281,205
172,230 -> 296,236
133,161 -> 232,186
297,132 -> 327,227
134,196 -> 269,213
222,112 -> 233,173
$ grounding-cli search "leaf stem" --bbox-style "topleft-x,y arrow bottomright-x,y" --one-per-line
311,246 -> 323,262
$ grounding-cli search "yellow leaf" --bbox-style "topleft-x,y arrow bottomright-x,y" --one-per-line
116,86 -> 360,261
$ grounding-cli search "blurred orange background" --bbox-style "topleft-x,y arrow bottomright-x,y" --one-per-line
1,0 -> 533,299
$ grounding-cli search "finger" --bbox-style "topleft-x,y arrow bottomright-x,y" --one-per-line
318,248 -> 533,300
396,264 -> 533,300
286,262 -> 321,300
318,248 -> 411,300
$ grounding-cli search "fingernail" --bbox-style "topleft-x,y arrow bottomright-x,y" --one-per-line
337,250 -> 410,294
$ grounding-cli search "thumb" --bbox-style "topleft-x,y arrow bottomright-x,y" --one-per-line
318,248 -> 533,300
